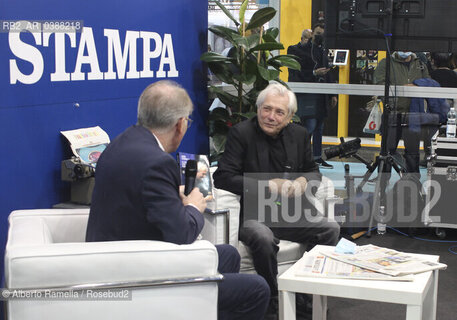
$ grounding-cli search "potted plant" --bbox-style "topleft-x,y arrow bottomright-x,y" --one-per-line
201,0 -> 300,161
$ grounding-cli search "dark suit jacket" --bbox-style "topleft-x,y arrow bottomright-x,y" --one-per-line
213,117 -> 321,196
287,40 -> 333,119
287,41 -> 316,83
86,125 -> 204,245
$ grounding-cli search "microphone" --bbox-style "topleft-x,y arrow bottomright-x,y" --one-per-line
184,160 -> 197,196
283,161 -> 293,180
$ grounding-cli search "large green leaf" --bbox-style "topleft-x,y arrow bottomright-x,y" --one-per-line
257,65 -> 270,80
246,34 -> 261,50
267,59 -> 281,69
254,76 -> 269,91
233,72 -> 256,85
250,42 -> 284,52
268,55 -> 301,70
232,34 -> 249,50
210,87 -> 239,108
207,62 -> 236,85
239,0 -> 249,25
209,26 -> 238,43
264,27 -> 279,39
246,7 -> 276,30
201,52 -> 233,63
215,1 -> 240,27
262,33 -> 277,43
257,65 -> 280,81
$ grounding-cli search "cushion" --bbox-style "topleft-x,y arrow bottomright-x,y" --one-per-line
239,240 -> 306,274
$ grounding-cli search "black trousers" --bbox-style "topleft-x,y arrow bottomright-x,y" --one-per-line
238,218 -> 340,295
216,244 -> 270,320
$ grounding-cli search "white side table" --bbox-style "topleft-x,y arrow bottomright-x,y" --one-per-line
278,245 -> 440,320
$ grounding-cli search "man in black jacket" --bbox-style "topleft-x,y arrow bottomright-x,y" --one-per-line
213,82 -> 340,319
287,24 -> 337,169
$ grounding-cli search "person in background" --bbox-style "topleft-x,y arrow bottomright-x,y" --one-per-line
418,52 -> 457,166
430,52 -> 457,88
86,80 -> 270,320
450,53 -> 457,72
287,24 -> 337,169
373,51 -> 429,175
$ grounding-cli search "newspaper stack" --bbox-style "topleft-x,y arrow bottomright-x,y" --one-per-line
296,244 -> 447,281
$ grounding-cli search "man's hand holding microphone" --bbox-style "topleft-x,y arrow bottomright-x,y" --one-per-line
180,160 -> 207,213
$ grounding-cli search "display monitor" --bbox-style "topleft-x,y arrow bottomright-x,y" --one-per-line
325,0 -> 457,52
333,49 -> 350,65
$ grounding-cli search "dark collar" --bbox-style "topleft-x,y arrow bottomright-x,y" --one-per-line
252,117 -> 298,171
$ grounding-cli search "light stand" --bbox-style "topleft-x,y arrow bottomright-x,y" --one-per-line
365,0 -> 400,237
330,0 -> 406,237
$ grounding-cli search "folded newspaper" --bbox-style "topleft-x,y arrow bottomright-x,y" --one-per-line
295,252 -> 414,281
320,244 -> 447,277
61,126 -> 110,167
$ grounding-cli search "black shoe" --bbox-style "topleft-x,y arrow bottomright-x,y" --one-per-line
316,158 -> 334,169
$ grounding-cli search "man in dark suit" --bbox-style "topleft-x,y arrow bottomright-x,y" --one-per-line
213,82 -> 340,319
86,80 -> 269,320
287,24 -> 337,169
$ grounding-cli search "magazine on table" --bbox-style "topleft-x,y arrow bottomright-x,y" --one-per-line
320,244 -> 447,277
295,251 -> 414,281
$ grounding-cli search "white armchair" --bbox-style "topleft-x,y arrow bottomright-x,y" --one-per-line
202,174 -> 340,275
4,209 -> 221,320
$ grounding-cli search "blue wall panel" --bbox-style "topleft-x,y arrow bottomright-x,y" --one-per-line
0,0 -> 208,304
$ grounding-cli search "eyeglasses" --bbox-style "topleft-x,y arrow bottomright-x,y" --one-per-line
186,117 -> 193,128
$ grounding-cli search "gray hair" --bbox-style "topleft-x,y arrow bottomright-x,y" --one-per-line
137,80 -> 193,131
256,82 -> 297,115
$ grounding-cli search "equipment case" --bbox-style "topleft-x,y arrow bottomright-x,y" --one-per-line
424,130 -> 457,236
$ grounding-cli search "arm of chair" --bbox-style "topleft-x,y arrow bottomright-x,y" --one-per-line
201,209 -> 230,244
5,240 -> 220,290
201,188 -> 241,248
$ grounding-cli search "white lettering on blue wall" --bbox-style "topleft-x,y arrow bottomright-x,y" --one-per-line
9,23 -> 179,84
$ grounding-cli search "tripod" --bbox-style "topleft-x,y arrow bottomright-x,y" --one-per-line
362,0 -> 403,237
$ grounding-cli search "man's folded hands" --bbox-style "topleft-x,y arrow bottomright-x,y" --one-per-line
268,177 -> 308,198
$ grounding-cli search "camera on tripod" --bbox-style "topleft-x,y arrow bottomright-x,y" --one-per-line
324,137 -> 361,160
